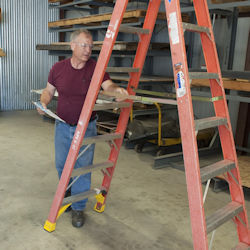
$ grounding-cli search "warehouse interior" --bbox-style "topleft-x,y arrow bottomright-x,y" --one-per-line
0,0 -> 250,249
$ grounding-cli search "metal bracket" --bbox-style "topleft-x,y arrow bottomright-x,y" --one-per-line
101,168 -> 111,177
215,79 -> 222,87
203,179 -> 211,204
77,144 -> 92,160
107,139 -> 118,150
228,170 -> 239,186
235,215 -> 247,228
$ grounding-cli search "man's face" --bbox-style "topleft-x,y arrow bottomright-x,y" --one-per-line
71,33 -> 93,63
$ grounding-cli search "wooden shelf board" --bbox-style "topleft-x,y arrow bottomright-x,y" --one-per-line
48,9 -> 189,28
191,79 -> 250,92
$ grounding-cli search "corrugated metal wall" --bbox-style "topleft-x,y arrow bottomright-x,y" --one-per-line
0,0 -> 58,110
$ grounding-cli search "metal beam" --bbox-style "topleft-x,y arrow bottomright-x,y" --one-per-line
181,1 -> 250,13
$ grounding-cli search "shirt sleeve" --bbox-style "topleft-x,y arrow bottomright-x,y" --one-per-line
48,65 -> 56,87
103,71 -> 111,82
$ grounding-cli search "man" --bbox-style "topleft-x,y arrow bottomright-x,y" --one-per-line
37,29 -> 128,228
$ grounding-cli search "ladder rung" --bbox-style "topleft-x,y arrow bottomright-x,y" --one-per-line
82,132 -> 122,145
206,201 -> 243,234
189,72 -> 219,79
71,161 -> 113,177
182,22 -> 210,34
195,116 -> 227,131
62,189 -> 96,205
200,159 -> 235,183
119,25 -> 150,34
93,102 -> 130,111
106,67 -> 140,73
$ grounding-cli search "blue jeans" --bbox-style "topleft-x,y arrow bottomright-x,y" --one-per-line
54,119 -> 97,211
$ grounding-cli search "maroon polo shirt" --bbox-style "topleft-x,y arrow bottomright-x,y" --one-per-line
48,58 -> 110,125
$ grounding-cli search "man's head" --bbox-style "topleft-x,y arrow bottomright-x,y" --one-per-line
70,29 -> 93,63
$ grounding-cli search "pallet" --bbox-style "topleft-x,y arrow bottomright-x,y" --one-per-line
48,9 -> 189,28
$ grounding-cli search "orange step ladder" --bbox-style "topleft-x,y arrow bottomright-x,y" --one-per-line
44,0 -> 162,233
44,0 -> 250,249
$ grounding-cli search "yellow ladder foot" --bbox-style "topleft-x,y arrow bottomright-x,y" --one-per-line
94,193 -> 106,213
44,220 -> 56,232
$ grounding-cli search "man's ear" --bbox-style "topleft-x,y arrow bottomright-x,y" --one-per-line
70,42 -> 75,52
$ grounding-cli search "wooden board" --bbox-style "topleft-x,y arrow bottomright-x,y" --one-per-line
0,48 -> 5,57
36,41 -> 170,51
191,79 -> 250,92
48,9 -> 189,28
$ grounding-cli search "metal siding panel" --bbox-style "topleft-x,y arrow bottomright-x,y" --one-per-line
0,0 -> 58,110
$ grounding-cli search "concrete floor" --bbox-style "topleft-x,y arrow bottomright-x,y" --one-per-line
0,110 -> 250,250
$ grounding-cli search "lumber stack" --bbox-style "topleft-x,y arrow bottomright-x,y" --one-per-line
48,9 -> 189,29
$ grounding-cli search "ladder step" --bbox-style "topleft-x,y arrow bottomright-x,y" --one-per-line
182,22 -> 210,34
200,159 -> 235,183
119,25 -> 150,34
206,201 -> 243,234
189,72 -> 219,79
71,161 -> 113,177
93,102 -> 130,111
195,116 -> 227,131
106,67 -> 140,73
62,189 -> 96,205
82,132 -> 122,145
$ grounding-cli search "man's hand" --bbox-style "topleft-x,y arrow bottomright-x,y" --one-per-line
102,80 -> 129,102
36,82 -> 56,115
37,102 -> 47,115
113,87 -> 129,102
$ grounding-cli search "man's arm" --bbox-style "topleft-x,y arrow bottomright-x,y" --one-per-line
101,80 -> 128,101
37,82 -> 56,115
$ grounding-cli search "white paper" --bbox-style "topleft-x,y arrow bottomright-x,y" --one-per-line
32,101 -> 66,123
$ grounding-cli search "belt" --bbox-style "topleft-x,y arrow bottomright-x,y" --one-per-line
68,115 -> 96,127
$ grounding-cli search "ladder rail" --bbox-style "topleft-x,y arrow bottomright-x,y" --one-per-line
193,0 -> 250,242
164,0 -> 209,248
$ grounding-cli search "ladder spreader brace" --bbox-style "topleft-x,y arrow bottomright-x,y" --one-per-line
44,0 -> 250,249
